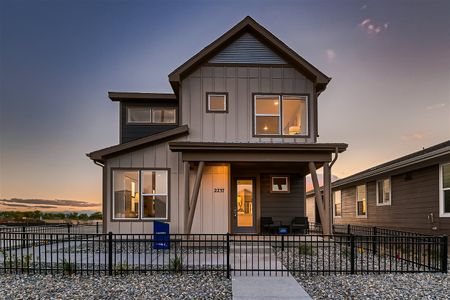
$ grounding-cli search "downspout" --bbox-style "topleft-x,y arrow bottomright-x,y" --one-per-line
329,147 -> 339,168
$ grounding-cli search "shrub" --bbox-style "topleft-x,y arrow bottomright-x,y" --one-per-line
169,255 -> 183,273
114,262 -> 129,274
62,259 -> 75,275
298,244 -> 314,255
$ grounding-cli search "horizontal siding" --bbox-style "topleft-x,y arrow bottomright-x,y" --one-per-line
209,33 -> 287,64
333,164 -> 450,235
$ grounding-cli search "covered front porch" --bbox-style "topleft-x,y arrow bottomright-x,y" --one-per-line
169,142 -> 347,235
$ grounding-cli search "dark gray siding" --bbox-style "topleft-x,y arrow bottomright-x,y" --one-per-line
334,164 -> 450,235
120,101 -> 178,143
260,174 -> 305,225
209,33 -> 287,64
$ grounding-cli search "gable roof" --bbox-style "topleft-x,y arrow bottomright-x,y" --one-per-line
87,125 -> 189,163
168,16 -> 330,93
306,140 -> 450,196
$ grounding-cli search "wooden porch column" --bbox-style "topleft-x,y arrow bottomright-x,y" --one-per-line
308,162 -> 330,235
183,161 -> 190,233
323,163 -> 332,236
185,161 -> 205,234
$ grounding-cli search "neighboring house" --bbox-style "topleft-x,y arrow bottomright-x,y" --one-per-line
306,140 -> 450,235
87,17 -> 347,234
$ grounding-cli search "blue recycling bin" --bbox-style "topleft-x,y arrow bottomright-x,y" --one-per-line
153,221 -> 170,249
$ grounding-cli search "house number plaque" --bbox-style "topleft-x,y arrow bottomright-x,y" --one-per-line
214,188 -> 225,193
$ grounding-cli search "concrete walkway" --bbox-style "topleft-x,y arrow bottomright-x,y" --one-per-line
232,275 -> 312,300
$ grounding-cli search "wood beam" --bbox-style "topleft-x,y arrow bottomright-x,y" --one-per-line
323,163 -> 332,236
308,162 -> 330,235
186,161 -> 205,234
183,161 -> 190,233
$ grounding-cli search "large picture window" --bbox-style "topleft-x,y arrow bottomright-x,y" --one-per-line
356,185 -> 367,217
333,190 -> 342,218
376,178 -> 391,206
254,94 -> 308,136
440,163 -> 450,217
113,169 -> 169,220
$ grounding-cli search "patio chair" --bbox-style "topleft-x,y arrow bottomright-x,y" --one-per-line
260,217 -> 280,234
290,217 -> 309,234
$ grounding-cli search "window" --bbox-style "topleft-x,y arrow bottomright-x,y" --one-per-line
333,190 -> 342,218
376,178 -> 391,206
127,106 -> 177,124
271,176 -> 289,193
254,95 -> 308,136
207,93 -> 227,112
440,163 -> 450,217
152,108 -> 176,124
113,169 -> 169,220
356,185 -> 367,217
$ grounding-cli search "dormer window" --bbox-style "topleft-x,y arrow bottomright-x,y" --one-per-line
127,106 -> 177,124
207,93 -> 228,113
254,94 -> 308,136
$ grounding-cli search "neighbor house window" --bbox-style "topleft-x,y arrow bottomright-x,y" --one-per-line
127,106 -> 177,124
333,190 -> 342,218
440,163 -> 450,217
254,95 -> 307,136
376,178 -> 391,206
113,169 -> 169,220
207,93 -> 227,112
271,176 -> 289,193
356,185 -> 367,217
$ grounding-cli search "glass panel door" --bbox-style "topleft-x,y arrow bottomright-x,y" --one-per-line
233,178 -> 256,233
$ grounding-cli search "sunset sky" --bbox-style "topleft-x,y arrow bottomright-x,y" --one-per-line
0,0 -> 449,210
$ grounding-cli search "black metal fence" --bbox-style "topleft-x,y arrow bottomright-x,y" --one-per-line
0,222 -> 101,235
0,230 -> 447,277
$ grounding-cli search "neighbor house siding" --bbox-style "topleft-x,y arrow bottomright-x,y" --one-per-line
334,165 -> 445,234
260,174 -> 305,225
181,65 -> 316,144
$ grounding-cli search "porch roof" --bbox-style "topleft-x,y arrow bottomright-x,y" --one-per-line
169,142 -> 347,162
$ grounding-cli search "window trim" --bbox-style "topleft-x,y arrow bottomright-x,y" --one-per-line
376,178 -> 392,206
440,162 -> 450,218
111,168 -> 170,222
355,184 -> 367,218
333,190 -> 342,218
253,93 -> 310,138
270,175 -> 290,193
126,106 -> 177,125
206,92 -> 228,113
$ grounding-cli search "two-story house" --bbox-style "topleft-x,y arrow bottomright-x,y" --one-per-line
87,17 -> 348,235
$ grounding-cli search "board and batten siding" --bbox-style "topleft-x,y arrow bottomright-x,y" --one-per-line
333,164 -> 450,235
305,196 -> 317,224
181,65 -> 316,144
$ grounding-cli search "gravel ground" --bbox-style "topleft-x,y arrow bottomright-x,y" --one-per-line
296,273 -> 450,299
0,273 -> 231,300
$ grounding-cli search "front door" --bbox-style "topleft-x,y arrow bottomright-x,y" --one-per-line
232,178 -> 257,233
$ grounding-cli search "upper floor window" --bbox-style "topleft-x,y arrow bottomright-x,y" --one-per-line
127,106 -> 177,124
113,169 -> 169,220
333,190 -> 342,218
356,184 -> 367,217
440,163 -> 450,217
207,93 -> 228,112
254,95 -> 308,136
376,178 -> 391,206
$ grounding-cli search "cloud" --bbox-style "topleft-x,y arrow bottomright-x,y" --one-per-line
0,198 -> 100,208
426,103 -> 446,110
361,4 -> 368,10
401,132 -> 425,141
359,19 -> 389,34
0,202 -> 56,209
326,49 -> 336,62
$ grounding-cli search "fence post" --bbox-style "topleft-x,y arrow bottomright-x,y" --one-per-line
67,223 -> 71,234
441,235 -> 448,273
372,226 -> 378,255
22,226 -> 26,249
281,235 -> 285,252
347,224 -> 351,235
108,232 -> 113,276
350,234 -> 355,275
96,222 -> 99,234
226,233 -> 231,279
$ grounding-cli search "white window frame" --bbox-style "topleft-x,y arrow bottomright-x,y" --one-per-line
127,106 -> 177,125
141,170 -> 169,221
207,93 -> 227,112
376,178 -> 392,206
333,190 -> 342,218
355,184 -> 367,218
270,176 -> 290,193
254,95 -> 281,135
127,106 -> 152,124
112,169 -> 169,221
440,162 -> 450,217
151,107 -> 177,124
